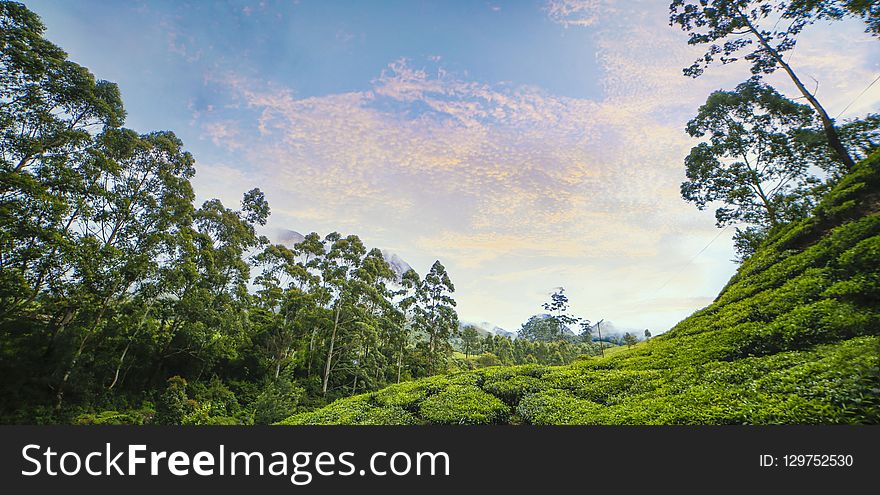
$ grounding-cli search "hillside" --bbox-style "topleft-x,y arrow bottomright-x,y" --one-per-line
279,154 -> 880,425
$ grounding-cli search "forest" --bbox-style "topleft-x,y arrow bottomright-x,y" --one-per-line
1,1 -> 878,425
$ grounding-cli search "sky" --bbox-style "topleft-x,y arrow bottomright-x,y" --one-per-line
25,0 -> 880,333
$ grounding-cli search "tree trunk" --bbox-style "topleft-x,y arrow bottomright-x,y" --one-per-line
739,11 -> 856,170
55,332 -> 88,411
108,302 -> 153,391
322,306 -> 341,396
397,344 -> 403,384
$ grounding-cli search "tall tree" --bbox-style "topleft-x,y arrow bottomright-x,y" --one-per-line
1,1 -> 125,322
542,288 -> 580,341
51,129 -> 196,408
401,261 -> 459,374
681,77 -> 823,259
461,325 -> 480,359
670,0 -> 857,170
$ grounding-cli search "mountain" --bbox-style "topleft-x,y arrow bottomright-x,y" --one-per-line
277,229 -> 306,246
460,321 -> 516,339
279,152 -> 880,425
381,250 -> 414,282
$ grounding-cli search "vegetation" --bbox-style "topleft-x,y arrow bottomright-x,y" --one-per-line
670,0 -> 866,169
1,1 -> 877,426
281,153 -> 880,424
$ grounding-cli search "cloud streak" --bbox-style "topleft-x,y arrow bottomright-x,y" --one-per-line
188,0 -> 878,332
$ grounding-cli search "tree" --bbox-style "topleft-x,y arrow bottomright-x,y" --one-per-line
461,325 -> 480,359
252,242 -> 315,379
681,77 -> 823,259
50,129 -> 197,408
670,0 -> 857,170
317,233 -> 366,396
542,288 -> 580,341
579,320 -> 593,343
623,332 -> 638,348
401,261 -> 459,374
252,372 -> 305,425
1,1 -> 125,322
644,329 -> 652,340
518,315 -> 561,342
787,0 -> 880,37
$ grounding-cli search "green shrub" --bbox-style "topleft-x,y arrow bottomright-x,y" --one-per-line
419,385 -> 509,424
481,374 -> 546,406
517,389 -> 603,425
253,376 -> 306,425
278,395 -> 374,425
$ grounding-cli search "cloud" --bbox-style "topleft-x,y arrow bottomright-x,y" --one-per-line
188,0 -> 877,331
208,67 -> 701,294
200,120 -> 243,150
544,0 -> 604,28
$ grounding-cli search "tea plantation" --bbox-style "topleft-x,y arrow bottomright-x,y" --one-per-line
278,153 -> 880,425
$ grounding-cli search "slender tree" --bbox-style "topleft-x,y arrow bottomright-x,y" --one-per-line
401,261 -> 459,374
461,325 -> 480,359
542,288 -> 580,341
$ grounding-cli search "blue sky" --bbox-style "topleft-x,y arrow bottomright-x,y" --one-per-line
25,0 -> 880,333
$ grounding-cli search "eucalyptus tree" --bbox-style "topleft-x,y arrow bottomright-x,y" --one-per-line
1,2 -> 125,322
542,288 -> 581,341
252,242 -> 317,379
461,325 -> 480,359
401,261 -> 459,374
318,233 -> 366,396
53,129 -> 196,408
153,189 -> 268,384
345,248 -> 398,394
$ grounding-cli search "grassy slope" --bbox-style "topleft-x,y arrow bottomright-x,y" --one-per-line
280,154 -> 880,425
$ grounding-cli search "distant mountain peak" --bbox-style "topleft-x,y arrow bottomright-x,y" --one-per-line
461,320 -> 516,339
380,249 -> 413,283
277,229 -> 305,246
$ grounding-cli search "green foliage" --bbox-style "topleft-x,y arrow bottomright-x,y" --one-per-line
154,376 -> 189,425
253,376 -> 307,425
73,404 -> 154,425
285,153 -> 880,425
0,4 -> 466,423
2,2 -> 878,428
419,385 -> 509,425
669,0 -> 858,169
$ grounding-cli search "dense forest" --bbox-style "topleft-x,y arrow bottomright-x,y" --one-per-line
0,2 -> 603,424
1,1 -> 879,425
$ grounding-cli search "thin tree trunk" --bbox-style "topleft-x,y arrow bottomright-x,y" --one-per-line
397,343 -> 403,384
307,328 -> 317,377
108,301 -> 154,391
322,306 -> 341,396
738,10 -> 855,170
55,332 -> 88,411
